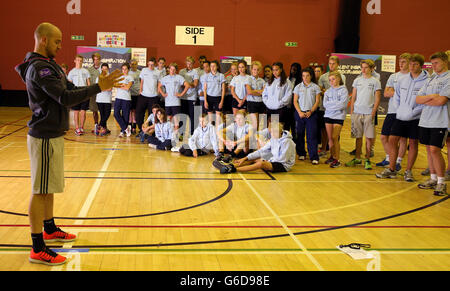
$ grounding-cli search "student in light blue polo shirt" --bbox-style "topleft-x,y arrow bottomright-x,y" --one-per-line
416,52 -> 450,196
293,67 -> 321,164
230,60 -> 251,114
136,57 -> 162,136
114,63 -> 134,137
179,56 -> 199,135
158,63 -> 190,131
198,61 -> 210,114
347,59 -> 381,170
246,61 -> 266,131
204,60 -> 226,126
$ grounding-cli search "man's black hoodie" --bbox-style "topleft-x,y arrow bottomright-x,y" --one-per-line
15,52 -> 101,138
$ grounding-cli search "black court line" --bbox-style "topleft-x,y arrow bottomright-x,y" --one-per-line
0,191 -> 448,249
0,125 -> 28,141
0,179 -> 233,220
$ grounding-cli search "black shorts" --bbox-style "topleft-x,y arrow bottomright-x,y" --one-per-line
270,162 -> 287,173
390,118 -> 419,139
324,117 -> 344,126
381,113 -> 397,136
223,95 -> 233,113
247,101 -> 266,114
131,95 -> 139,110
71,99 -> 90,111
165,106 -> 181,117
317,110 -> 325,129
419,127 -> 448,148
232,98 -> 247,110
206,95 -> 222,113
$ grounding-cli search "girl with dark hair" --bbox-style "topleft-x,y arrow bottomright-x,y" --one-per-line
262,62 -> 293,130
293,68 -> 321,164
147,108 -> 174,150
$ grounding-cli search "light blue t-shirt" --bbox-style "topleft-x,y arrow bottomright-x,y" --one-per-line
159,74 -> 186,107
385,71 -> 409,114
418,71 -> 450,129
293,82 -> 321,112
115,75 -> 134,101
204,72 -> 225,97
67,68 -> 90,87
179,68 -> 199,101
352,76 -> 382,114
230,75 -> 251,100
140,68 -> 161,97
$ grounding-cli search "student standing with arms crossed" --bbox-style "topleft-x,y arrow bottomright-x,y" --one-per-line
376,54 -> 428,181
376,53 -> 411,171
416,52 -> 450,196
15,22 -> 123,266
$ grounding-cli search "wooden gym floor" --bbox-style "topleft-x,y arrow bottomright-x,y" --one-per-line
0,107 -> 449,271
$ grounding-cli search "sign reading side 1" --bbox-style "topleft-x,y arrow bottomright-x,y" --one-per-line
175,26 -> 214,46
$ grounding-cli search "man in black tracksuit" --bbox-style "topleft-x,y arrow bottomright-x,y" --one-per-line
15,22 -> 122,266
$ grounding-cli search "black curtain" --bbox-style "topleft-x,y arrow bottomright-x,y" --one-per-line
334,0 -> 362,53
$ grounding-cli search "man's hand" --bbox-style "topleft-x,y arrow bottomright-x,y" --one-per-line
98,69 -> 124,91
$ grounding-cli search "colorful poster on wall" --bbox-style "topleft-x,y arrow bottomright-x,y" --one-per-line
97,32 -> 126,48
331,53 -> 396,115
220,56 -> 252,78
77,46 -> 132,72
131,48 -> 147,67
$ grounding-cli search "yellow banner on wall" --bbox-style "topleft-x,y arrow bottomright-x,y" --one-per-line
175,26 -> 214,46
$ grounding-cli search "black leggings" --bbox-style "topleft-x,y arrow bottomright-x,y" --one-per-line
179,144 -> 209,157
97,102 -> 112,128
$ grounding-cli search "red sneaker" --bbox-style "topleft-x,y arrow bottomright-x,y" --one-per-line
43,228 -> 76,243
29,247 -> 67,266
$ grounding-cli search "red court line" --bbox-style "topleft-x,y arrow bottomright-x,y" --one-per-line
0,224 -> 449,229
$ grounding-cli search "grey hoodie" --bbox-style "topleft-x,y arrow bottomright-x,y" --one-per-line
247,130 -> 296,171
15,52 -> 101,138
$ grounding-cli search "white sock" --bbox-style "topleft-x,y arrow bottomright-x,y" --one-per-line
396,157 -> 403,163
430,174 -> 437,181
437,177 -> 445,184
385,154 -> 389,162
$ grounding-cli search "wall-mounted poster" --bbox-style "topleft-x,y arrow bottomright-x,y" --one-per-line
97,32 -> 126,48
220,56 -> 252,78
331,53 -> 396,115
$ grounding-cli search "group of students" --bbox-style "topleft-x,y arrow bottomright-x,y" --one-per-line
65,51 -> 450,196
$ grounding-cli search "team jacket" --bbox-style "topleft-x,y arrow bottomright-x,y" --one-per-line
16,52 -> 101,138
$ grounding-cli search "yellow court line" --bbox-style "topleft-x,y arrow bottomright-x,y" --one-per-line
175,182 -> 419,226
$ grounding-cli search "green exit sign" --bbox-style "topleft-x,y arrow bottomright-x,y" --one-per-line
71,35 -> 84,41
285,42 -> 298,47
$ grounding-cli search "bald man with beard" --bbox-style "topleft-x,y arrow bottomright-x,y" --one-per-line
16,22 -> 123,266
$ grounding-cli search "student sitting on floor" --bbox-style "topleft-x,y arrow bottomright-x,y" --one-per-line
148,108 -> 175,150
179,113 -> 220,157
140,104 -> 162,143
217,110 -> 253,160
215,121 -> 296,174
